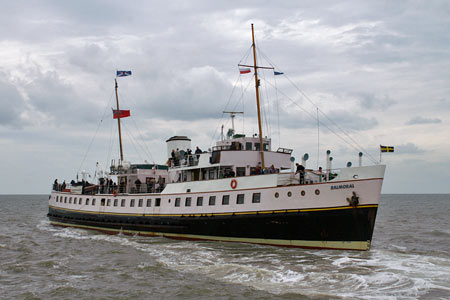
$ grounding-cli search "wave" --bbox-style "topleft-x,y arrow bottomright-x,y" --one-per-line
38,222 -> 450,299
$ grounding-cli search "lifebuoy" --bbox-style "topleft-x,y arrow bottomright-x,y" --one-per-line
230,179 -> 237,189
113,190 -> 117,197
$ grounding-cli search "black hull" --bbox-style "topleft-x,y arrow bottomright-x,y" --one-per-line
48,205 -> 378,250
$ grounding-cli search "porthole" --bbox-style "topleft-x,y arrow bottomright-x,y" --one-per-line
275,192 -> 279,198
287,191 -> 292,197
315,189 -> 320,195
301,190 -> 306,196
353,174 -> 359,179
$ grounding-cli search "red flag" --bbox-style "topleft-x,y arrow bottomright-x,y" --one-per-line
113,109 -> 130,119
239,67 -> 251,74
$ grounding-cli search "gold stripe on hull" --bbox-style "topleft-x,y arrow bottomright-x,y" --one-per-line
50,221 -> 371,251
49,204 -> 378,217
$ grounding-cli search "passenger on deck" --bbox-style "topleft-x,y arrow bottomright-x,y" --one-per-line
135,179 -> 142,193
255,164 -> 261,175
195,146 -> 202,160
296,163 -> 305,184
108,179 -> 114,193
269,165 -> 276,174
317,167 -> 323,182
53,179 -> 58,191
157,176 -> 165,192
175,148 -> 181,166
187,148 -> 193,165
61,181 -> 66,191
171,149 -> 176,166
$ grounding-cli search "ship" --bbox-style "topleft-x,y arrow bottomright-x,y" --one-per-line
47,25 -> 385,251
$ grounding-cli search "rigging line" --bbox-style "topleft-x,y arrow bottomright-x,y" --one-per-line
264,79 -> 377,163
258,47 -> 274,138
121,122 -> 146,163
209,73 -> 244,147
317,107 -> 320,169
77,90 -> 115,175
258,50 -> 378,163
105,110 -> 115,170
216,74 -> 254,141
129,114 -> 156,164
230,74 -> 254,114
316,105 -> 377,164
238,45 -> 253,66
259,75 -> 271,138
273,72 -> 281,148
122,121 -> 149,162
240,71 -> 245,133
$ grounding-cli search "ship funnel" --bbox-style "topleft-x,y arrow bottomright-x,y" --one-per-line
166,136 -> 192,158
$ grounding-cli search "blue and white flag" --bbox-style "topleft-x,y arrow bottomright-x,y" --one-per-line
274,71 -> 284,76
116,70 -> 132,77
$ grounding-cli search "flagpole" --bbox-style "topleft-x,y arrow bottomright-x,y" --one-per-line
115,78 -> 124,161
379,145 -> 382,163
251,24 -> 265,169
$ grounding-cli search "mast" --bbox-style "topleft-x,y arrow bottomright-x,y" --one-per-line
115,78 -> 124,161
251,24 -> 265,169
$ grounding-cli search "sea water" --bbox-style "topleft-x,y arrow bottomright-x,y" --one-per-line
0,194 -> 449,300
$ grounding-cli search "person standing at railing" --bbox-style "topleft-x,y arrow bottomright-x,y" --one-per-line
296,163 -> 305,184
135,178 -> 142,193
53,179 -> 58,191
195,146 -> 202,160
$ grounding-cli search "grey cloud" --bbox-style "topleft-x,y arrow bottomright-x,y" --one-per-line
0,79 -> 27,128
396,142 -> 425,154
137,66 -> 232,121
356,93 -> 396,111
406,116 -> 442,125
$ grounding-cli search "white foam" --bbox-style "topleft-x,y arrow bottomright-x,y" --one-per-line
39,221 -> 450,299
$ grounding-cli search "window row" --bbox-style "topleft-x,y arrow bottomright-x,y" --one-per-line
174,193 -> 260,207
55,193 -> 262,208
55,196 -> 161,207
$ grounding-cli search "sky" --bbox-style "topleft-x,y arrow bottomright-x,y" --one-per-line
1,0 -> 449,194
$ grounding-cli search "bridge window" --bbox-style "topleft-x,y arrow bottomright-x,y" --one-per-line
236,167 -> 246,177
